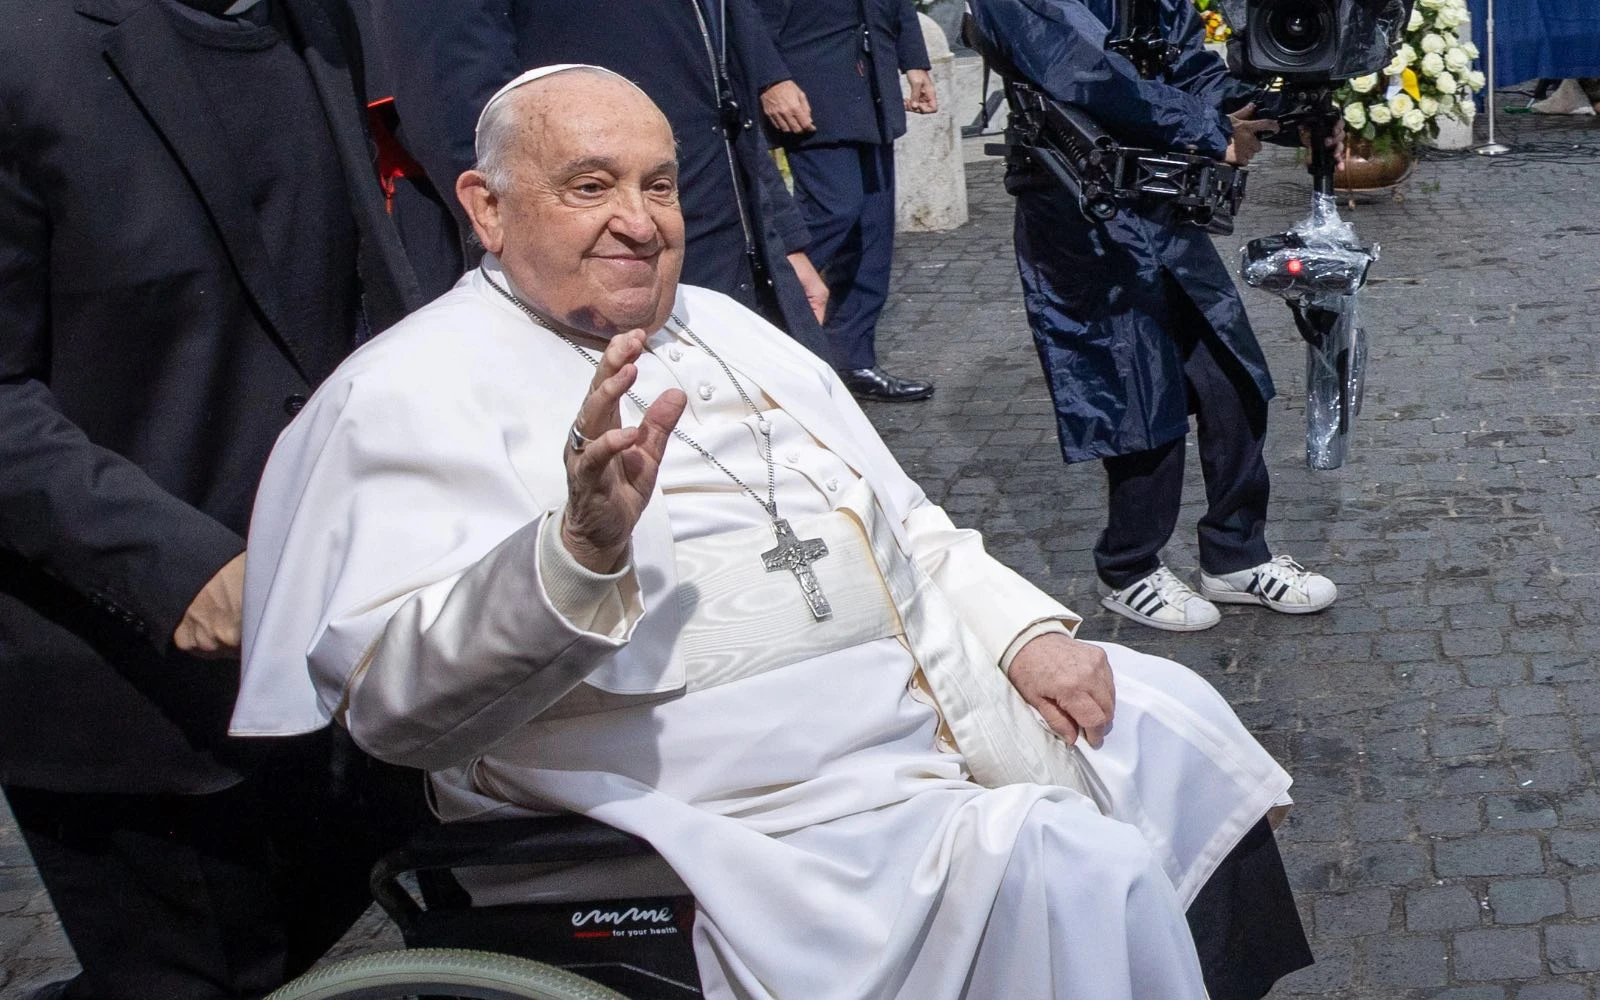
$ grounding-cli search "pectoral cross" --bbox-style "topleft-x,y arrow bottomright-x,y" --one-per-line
761,517 -> 832,621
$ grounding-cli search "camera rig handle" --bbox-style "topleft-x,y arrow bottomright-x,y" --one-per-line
1261,83 -> 1343,196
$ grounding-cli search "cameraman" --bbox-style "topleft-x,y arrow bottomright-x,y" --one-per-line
969,0 -> 1338,632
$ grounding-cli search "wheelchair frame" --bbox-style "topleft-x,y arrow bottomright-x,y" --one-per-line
268,815 -> 704,1000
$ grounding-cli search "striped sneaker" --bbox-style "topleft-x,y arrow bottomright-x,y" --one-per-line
1101,566 -> 1222,632
1199,555 -> 1337,614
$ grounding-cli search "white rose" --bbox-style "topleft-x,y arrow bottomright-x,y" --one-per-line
1369,104 -> 1394,124
1420,96 -> 1440,116
1400,43 -> 1417,65
1436,7 -> 1462,28
1419,0 -> 1444,8
1389,93 -> 1416,115
1408,8 -> 1424,30
1420,52 -> 1445,77
1437,93 -> 1455,112
1445,47 -> 1471,72
1435,70 -> 1458,94
1421,33 -> 1447,53
1467,70 -> 1486,91
1350,73 -> 1380,94
1344,103 -> 1369,129
1402,108 -> 1427,131
1383,54 -> 1406,77
1460,99 -> 1477,120
1463,41 -> 1480,59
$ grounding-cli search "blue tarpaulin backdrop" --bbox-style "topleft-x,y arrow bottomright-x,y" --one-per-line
1465,0 -> 1600,87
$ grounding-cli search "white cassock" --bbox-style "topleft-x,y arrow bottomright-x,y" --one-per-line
233,257 -> 1293,1000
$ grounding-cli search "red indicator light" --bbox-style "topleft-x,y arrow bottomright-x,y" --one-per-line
1286,257 -> 1304,275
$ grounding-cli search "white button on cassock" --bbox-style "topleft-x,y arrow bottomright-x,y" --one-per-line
698,384 -> 714,401
826,478 -> 840,492
668,347 -> 684,362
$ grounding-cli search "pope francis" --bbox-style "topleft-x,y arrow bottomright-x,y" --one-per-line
233,65 -> 1312,1000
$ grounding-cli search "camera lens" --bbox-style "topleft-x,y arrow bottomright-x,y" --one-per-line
1269,9 -> 1320,53
1253,0 -> 1338,73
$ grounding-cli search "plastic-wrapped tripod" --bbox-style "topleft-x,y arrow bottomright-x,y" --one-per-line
1241,100 -> 1376,470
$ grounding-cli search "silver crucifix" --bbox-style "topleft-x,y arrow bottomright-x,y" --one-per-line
761,518 -> 832,621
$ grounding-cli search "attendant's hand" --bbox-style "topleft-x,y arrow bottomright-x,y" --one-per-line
1007,633 -> 1115,748
761,80 -> 815,134
173,552 -> 246,659
1224,103 -> 1278,166
561,330 -> 687,573
787,251 -> 830,325
904,69 -> 938,114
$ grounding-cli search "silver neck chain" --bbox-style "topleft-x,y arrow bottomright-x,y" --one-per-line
484,270 -> 779,520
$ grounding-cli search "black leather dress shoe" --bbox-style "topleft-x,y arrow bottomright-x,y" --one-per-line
837,366 -> 935,402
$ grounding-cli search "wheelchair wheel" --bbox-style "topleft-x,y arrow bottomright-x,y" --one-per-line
268,947 -> 631,1000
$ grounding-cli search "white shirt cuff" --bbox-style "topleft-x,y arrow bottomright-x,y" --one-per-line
1000,618 -> 1075,675
537,512 -> 634,635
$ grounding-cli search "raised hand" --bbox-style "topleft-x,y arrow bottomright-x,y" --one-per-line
561,330 -> 688,573
1007,633 -> 1116,748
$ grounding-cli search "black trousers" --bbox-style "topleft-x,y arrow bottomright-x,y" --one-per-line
1095,304 -> 1273,590
1188,817 -> 1314,999
787,141 -> 897,371
6,730 -> 426,1000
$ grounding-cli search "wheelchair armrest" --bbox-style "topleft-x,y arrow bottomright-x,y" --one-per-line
372,814 -> 655,932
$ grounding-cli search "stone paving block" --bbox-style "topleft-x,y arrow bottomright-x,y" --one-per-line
1546,925 -> 1600,974
1552,831 -> 1600,869
1436,836 -> 1546,878
1364,935 -> 1451,989
1487,795 -> 1561,831
1408,884 -> 1487,932
1313,890 -> 1395,938
1416,799 -> 1485,838
1516,984 -> 1591,1000
1489,880 -> 1569,924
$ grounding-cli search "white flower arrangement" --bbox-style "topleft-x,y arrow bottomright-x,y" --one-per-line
1334,0 -> 1485,153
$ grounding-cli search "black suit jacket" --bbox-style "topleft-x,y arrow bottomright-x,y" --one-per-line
0,0 -> 424,794
755,0 -> 931,148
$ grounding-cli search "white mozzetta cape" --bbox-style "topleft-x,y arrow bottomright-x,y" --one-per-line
234,263 -> 1292,999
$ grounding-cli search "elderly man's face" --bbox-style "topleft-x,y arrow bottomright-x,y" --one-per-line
466,75 -> 685,339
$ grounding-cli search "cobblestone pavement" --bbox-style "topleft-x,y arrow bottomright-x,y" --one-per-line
4,104 -> 1600,999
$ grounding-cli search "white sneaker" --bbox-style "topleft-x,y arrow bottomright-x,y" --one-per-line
1101,566 -> 1222,632
1530,79 -> 1596,115
1199,555 -> 1337,614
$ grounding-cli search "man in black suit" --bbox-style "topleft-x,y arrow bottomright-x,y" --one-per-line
365,0 -> 837,364
756,0 -> 939,401
0,0 -> 437,995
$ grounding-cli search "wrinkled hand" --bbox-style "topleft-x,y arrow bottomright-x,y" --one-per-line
1007,633 -> 1115,748
1224,102 -> 1279,167
787,251 -> 830,325
173,552 -> 246,659
904,69 -> 938,114
561,330 -> 688,573
761,80 -> 815,134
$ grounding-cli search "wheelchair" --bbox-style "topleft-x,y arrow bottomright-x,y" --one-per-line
269,814 -> 703,1000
